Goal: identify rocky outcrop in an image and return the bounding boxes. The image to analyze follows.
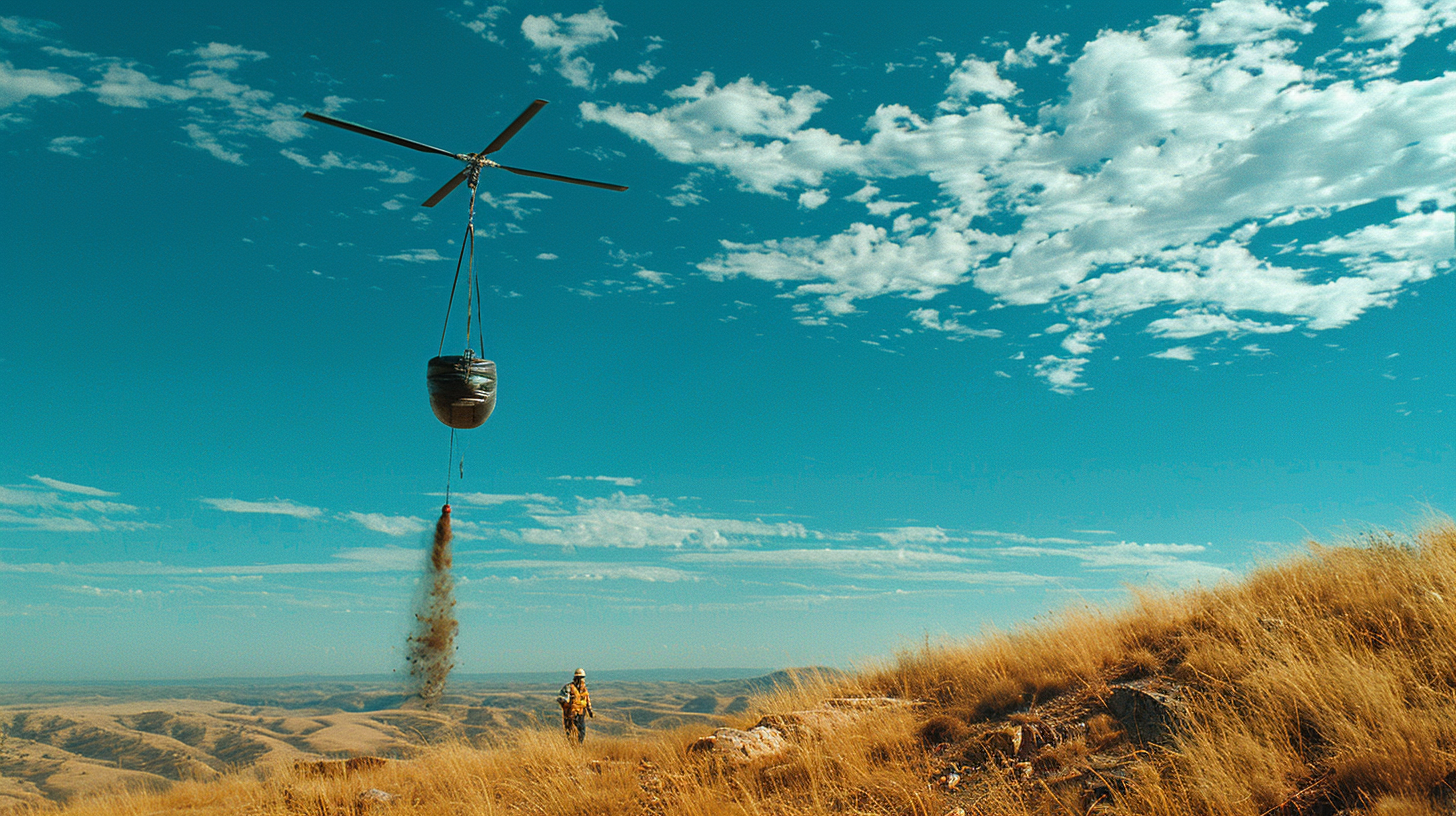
[1105,678,1186,746]
[687,697,915,763]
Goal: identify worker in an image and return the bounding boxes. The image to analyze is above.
[561,667,593,742]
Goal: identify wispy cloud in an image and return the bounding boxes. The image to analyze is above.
[280,148,416,185]
[28,475,117,496]
[379,248,447,263]
[340,512,430,537]
[0,15,57,41]
[6,32,312,163]
[966,529,1088,545]
[517,492,810,549]
[908,308,1002,339]
[0,509,102,532]
[1151,345,1196,361]
[1034,356,1089,395]
[0,481,146,532]
[450,3,512,44]
[479,559,699,582]
[199,498,323,518]
[0,60,83,114]
[583,4,1456,390]
[451,492,560,506]
[550,474,642,487]
[874,526,968,546]
[998,541,1231,586]
[0,546,421,576]
[45,135,97,156]
[610,62,662,84]
[521,7,620,89]
[668,547,971,567]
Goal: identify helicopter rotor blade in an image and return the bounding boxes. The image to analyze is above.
[481,99,548,155]
[303,112,460,159]
[495,164,628,192]
[422,169,471,208]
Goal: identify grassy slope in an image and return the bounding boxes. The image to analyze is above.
[22,524,1456,816]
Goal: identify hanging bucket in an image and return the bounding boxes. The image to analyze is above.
[427,354,496,429]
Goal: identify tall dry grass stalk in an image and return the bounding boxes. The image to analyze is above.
[32,523,1456,816]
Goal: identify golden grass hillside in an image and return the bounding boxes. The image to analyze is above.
[20,524,1456,816]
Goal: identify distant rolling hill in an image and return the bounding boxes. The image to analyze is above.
[0,670,779,808]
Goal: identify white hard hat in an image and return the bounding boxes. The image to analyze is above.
[574,668,586,677]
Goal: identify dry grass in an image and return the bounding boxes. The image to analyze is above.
[24,523,1456,816]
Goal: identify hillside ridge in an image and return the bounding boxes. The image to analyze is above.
[8,525,1456,816]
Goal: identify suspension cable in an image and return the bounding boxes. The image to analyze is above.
[444,427,456,504]
[463,175,479,354]
[473,233,486,358]
[438,176,480,357]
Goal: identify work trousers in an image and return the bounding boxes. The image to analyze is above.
[565,712,587,743]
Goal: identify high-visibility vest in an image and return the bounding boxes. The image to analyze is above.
[566,682,591,715]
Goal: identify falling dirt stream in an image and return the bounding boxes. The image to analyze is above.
[407,505,457,707]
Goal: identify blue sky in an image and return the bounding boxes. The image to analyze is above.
[2,0,1452,682]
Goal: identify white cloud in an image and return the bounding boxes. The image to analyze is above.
[1,487,136,515]
[1003,33,1067,68]
[669,547,969,567]
[0,509,100,532]
[1151,345,1197,360]
[874,526,968,546]
[380,248,447,263]
[1342,0,1456,74]
[537,252,559,260]
[1146,309,1298,339]
[0,481,146,532]
[550,474,642,487]
[893,570,1057,586]
[1034,355,1089,395]
[46,135,96,156]
[452,492,559,506]
[341,512,430,537]
[943,58,1017,104]
[486,560,699,582]
[0,486,57,506]
[1195,0,1313,44]
[581,73,865,195]
[182,123,244,165]
[999,540,1231,586]
[1059,318,1108,355]
[521,7,620,89]
[0,60,82,109]
[2,547,423,576]
[199,498,323,518]
[1308,209,1455,269]
[908,308,1002,339]
[29,475,117,496]
[280,149,416,184]
[701,217,1000,316]
[182,42,268,72]
[584,11,1456,391]
[610,62,661,84]
[91,63,194,108]
[965,529,1088,546]
[518,492,809,549]
[1,15,55,40]
[6,39,308,162]
[798,189,829,209]
[454,3,511,44]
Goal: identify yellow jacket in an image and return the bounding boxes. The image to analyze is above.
[566,681,591,716]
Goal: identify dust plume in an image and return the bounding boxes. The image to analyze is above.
[406,505,457,707]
